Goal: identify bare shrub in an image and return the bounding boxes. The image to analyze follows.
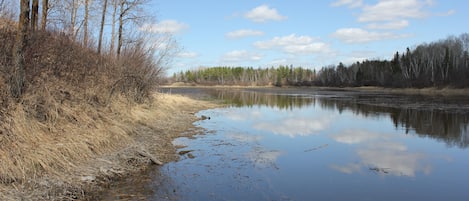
[110,39,167,103]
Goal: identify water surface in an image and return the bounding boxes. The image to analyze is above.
[107,89,469,201]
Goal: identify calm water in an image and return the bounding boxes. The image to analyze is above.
[106,89,469,201]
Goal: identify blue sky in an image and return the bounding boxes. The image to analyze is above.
[140,0,467,75]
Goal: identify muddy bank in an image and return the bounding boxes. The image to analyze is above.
[0,93,218,201]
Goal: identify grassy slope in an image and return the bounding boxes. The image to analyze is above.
[0,28,218,200]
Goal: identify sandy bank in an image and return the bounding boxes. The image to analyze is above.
[0,93,218,200]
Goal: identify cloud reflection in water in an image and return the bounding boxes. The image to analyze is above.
[331,129,384,144]
[331,129,431,177]
[246,147,282,169]
[253,116,333,137]
[227,133,263,143]
[330,163,362,174]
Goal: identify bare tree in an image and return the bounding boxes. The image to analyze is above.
[83,0,89,47]
[12,0,30,98]
[41,0,48,30]
[31,0,38,30]
[117,0,124,57]
[97,0,107,54]
[116,0,148,57]
[70,0,79,40]
[110,0,118,55]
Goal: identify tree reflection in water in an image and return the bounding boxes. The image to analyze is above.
[206,89,469,148]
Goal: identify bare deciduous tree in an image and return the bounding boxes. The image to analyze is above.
[116,0,148,57]
[97,0,107,54]
[31,0,38,30]
[41,0,48,30]
[70,0,79,40]
[83,0,89,47]
[12,0,30,98]
[110,0,118,55]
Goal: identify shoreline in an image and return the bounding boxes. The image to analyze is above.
[161,84,469,96]
[85,93,220,200]
[0,93,219,200]
[2,86,466,200]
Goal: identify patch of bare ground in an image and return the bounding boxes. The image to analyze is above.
[0,93,217,200]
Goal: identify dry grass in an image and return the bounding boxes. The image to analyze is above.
[0,92,217,200]
[0,28,219,200]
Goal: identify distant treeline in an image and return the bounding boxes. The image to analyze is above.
[173,33,469,88]
[173,65,316,86]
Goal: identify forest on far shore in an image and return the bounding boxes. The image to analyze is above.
[172,33,469,88]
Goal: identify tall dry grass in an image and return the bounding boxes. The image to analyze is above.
[0,27,167,199]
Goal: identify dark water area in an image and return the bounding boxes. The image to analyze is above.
[104,88,469,201]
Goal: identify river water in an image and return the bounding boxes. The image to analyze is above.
[104,88,469,201]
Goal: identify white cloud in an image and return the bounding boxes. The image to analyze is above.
[221,50,262,63]
[333,0,449,31]
[436,9,455,17]
[332,28,408,43]
[245,4,287,23]
[269,58,288,66]
[139,20,188,34]
[367,20,409,30]
[177,51,198,58]
[254,34,330,54]
[358,0,431,22]
[226,29,264,39]
[331,0,363,8]
[342,50,378,63]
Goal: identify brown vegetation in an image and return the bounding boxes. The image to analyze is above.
[0,27,216,200]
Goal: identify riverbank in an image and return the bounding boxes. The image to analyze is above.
[0,93,218,200]
[163,83,469,97]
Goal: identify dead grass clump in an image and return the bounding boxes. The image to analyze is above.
[0,91,134,182]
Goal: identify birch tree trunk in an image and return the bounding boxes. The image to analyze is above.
[110,0,118,55]
[98,0,108,54]
[83,0,89,47]
[70,0,77,40]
